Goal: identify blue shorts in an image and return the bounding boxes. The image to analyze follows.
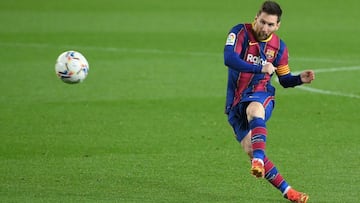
[227,94,274,142]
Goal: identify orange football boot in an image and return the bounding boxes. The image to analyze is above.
[250,159,265,178]
[284,188,309,203]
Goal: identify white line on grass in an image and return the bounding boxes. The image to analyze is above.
[1,42,217,56]
[296,86,360,99]
[291,66,360,99]
[2,42,359,98]
[0,41,349,63]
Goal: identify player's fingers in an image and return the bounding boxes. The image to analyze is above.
[309,71,315,79]
[272,67,276,74]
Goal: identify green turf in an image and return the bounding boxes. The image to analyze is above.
[1,0,360,202]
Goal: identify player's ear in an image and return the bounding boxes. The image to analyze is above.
[253,15,259,25]
[275,21,281,31]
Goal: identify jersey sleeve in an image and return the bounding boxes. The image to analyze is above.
[223,24,262,73]
[275,45,303,88]
[275,45,290,76]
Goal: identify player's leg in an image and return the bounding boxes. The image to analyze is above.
[240,131,252,158]
[246,101,267,177]
[240,131,288,190]
[244,100,309,202]
[240,131,308,203]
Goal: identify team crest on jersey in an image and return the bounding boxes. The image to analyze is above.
[225,33,236,45]
[265,49,275,60]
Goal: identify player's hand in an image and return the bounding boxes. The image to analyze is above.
[300,70,315,83]
[261,62,277,75]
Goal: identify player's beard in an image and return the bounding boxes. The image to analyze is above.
[256,31,270,41]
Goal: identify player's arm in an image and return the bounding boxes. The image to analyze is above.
[276,66,315,87]
[223,25,262,73]
[224,47,262,73]
[274,44,315,87]
[277,71,303,88]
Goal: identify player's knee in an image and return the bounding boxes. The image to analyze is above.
[246,102,265,121]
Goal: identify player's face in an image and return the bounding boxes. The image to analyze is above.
[253,12,280,41]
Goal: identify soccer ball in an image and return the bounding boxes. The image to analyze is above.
[55,51,89,84]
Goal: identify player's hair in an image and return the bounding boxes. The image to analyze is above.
[258,1,282,22]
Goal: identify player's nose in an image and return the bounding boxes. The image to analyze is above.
[260,25,267,32]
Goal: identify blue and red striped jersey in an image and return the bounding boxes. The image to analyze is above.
[224,23,302,113]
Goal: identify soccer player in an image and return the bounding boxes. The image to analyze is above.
[223,1,315,202]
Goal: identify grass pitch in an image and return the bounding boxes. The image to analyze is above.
[1,0,360,202]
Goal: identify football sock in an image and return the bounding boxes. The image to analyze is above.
[249,117,267,161]
[249,117,290,194]
[263,156,290,194]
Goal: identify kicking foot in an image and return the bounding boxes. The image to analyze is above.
[284,188,309,203]
[250,158,265,178]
